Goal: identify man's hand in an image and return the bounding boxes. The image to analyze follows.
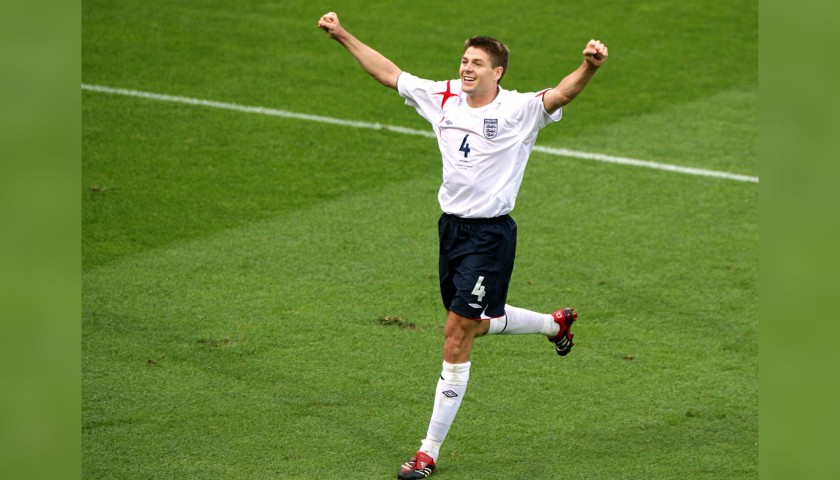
[583,39,608,68]
[317,11,343,39]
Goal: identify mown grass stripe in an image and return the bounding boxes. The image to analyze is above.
[82,83,758,183]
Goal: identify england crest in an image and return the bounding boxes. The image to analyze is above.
[483,118,499,139]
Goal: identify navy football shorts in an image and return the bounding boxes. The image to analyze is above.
[438,213,517,320]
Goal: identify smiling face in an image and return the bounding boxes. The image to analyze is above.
[460,47,504,99]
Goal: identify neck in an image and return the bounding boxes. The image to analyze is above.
[466,85,499,108]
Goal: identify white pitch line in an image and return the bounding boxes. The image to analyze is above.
[82,83,758,184]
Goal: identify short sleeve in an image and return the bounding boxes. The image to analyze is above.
[397,72,449,124]
[533,90,563,127]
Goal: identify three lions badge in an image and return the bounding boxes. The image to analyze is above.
[483,118,498,139]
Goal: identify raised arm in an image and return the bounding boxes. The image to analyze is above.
[317,12,402,90]
[542,39,609,113]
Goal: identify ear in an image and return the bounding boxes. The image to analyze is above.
[494,66,504,82]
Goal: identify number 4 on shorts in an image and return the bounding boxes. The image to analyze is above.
[472,276,486,302]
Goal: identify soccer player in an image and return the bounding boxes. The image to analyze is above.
[317,11,608,479]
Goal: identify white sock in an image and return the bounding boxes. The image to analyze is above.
[419,361,471,461]
[487,304,559,336]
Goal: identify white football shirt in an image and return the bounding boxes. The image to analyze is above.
[398,72,562,218]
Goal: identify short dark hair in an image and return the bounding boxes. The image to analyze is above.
[463,36,510,82]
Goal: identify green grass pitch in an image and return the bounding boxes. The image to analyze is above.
[83,1,757,478]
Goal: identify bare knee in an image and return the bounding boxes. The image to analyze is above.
[443,312,483,363]
[444,334,468,360]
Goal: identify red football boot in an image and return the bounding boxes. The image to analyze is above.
[397,451,436,479]
[548,307,577,356]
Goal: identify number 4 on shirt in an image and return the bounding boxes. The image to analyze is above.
[459,134,471,158]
